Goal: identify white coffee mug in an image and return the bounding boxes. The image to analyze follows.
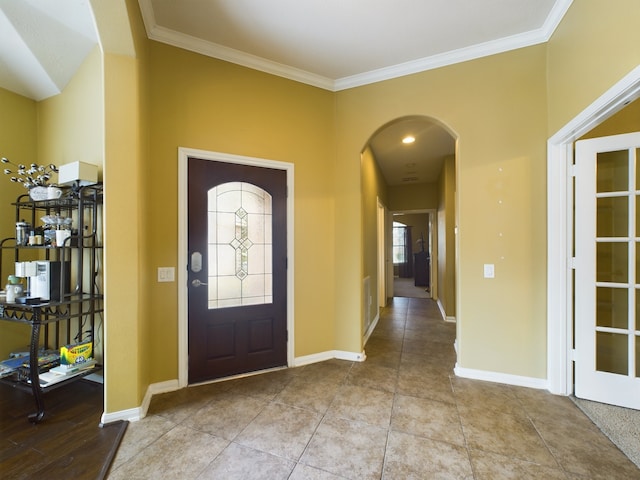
[56,229,71,247]
[47,186,63,199]
[5,284,22,303]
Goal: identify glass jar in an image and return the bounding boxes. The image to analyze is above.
[15,221,29,246]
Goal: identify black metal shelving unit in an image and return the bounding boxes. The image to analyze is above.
[0,184,103,423]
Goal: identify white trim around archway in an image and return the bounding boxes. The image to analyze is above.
[547,65,640,395]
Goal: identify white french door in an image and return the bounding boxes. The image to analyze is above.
[575,132,640,410]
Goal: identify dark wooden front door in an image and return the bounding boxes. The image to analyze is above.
[187,157,287,383]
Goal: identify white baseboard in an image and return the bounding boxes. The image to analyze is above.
[454,364,549,390]
[436,299,456,323]
[294,349,366,366]
[148,379,181,396]
[101,379,180,424]
[363,312,380,345]
[334,350,366,362]
[101,405,143,424]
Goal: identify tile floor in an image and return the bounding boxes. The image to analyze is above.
[108,297,640,479]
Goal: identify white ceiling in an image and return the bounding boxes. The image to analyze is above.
[0,0,572,185]
[0,0,98,101]
[369,117,456,186]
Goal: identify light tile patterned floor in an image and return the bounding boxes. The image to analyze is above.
[108,298,640,479]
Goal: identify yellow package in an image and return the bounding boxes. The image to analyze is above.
[60,341,93,365]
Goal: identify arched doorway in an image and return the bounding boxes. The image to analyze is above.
[361,115,458,334]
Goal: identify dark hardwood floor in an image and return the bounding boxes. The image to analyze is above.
[0,379,126,480]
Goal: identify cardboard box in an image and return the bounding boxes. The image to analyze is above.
[58,161,98,186]
[60,341,93,366]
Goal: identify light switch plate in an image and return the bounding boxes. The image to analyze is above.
[158,267,175,282]
[483,264,495,278]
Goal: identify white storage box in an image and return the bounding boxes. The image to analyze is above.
[58,161,98,186]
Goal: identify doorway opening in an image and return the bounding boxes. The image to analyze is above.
[391,210,434,299]
[361,115,458,335]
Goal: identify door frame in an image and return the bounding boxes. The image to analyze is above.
[377,198,387,307]
[547,66,640,395]
[177,147,295,388]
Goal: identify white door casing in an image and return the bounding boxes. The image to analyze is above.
[377,198,387,307]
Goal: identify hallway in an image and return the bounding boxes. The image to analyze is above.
[108,298,639,479]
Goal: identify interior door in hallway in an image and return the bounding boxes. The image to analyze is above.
[575,132,640,410]
[187,157,287,383]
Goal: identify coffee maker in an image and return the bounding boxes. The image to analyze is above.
[19,260,70,301]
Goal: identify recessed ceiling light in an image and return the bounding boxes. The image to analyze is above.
[402,135,415,144]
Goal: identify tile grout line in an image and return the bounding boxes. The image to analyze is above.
[449,354,479,479]
[286,361,356,478]
[515,391,567,471]
[379,297,410,480]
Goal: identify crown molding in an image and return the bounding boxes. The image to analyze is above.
[541,0,574,40]
[138,0,573,92]
[147,24,335,91]
[335,0,573,91]
[334,29,547,91]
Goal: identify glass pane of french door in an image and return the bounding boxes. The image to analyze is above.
[636,335,640,378]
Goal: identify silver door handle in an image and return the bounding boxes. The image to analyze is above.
[191,279,208,287]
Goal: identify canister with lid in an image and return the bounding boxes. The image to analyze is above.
[15,221,29,246]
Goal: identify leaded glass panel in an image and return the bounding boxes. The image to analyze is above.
[207,182,273,308]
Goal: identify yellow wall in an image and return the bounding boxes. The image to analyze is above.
[388,182,439,211]
[361,145,388,330]
[0,89,37,226]
[547,0,640,135]
[0,90,36,241]
[94,0,146,413]
[396,213,429,242]
[102,50,143,413]
[38,47,104,174]
[0,88,37,358]
[437,155,456,318]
